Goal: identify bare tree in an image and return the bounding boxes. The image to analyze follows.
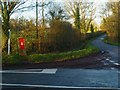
[101,1,119,41]
[80,2,96,34]
[64,0,81,30]
[47,1,67,22]
[0,0,28,37]
[42,0,45,26]
[64,0,96,35]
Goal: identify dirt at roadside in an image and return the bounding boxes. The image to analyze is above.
[3,52,114,70]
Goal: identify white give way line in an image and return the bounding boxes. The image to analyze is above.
[0,83,119,90]
[0,69,57,74]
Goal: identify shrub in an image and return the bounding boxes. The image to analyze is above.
[29,42,99,63]
[38,20,82,53]
[2,53,28,65]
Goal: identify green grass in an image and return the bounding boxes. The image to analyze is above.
[2,42,99,65]
[28,42,99,63]
[2,53,29,65]
[103,38,120,47]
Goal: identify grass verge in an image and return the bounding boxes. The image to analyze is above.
[29,42,99,63]
[2,41,99,65]
[2,53,29,65]
[103,37,120,47]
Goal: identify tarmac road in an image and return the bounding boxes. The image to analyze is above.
[92,34,119,63]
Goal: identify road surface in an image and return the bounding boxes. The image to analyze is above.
[92,34,119,66]
[1,34,120,90]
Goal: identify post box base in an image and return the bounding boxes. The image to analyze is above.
[19,49,27,56]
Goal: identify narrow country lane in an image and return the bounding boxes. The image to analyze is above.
[92,34,119,64]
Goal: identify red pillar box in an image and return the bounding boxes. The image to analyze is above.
[19,38,25,50]
[18,38,26,56]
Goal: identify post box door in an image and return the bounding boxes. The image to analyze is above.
[19,38,25,50]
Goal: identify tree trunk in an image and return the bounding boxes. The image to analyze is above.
[2,3,10,38]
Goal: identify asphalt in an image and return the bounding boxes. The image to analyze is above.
[92,34,119,63]
[1,34,120,90]
[1,69,119,90]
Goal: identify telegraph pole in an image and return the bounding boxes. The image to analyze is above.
[36,0,38,39]
[36,0,41,50]
[8,29,11,55]
[118,1,120,42]
[42,0,45,26]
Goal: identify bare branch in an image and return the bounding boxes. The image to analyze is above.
[10,1,26,16]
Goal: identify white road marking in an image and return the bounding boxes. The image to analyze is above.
[0,69,57,74]
[105,58,110,61]
[109,60,115,63]
[41,69,57,74]
[109,60,120,66]
[0,83,119,89]
[113,63,120,66]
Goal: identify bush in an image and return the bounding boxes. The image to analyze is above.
[38,20,82,53]
[2,53,29,65]
[26,20,83,54]
[29,42,99,63]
